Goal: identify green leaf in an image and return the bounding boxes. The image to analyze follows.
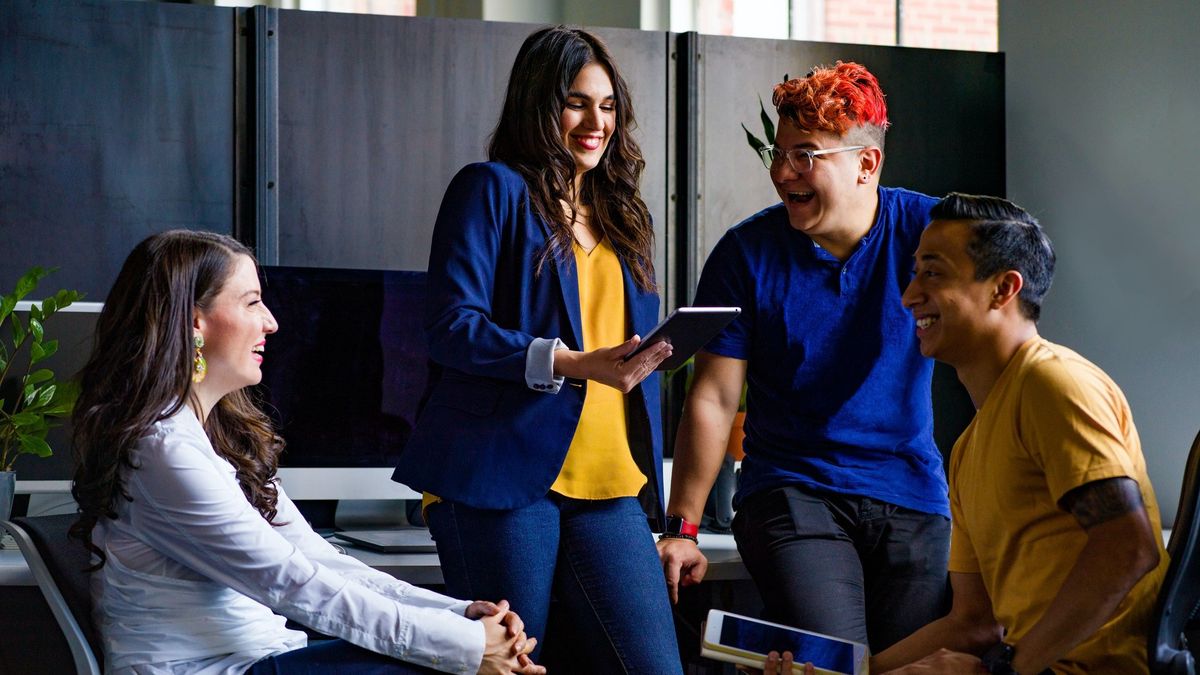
[29,303,43,322]
[18,434,52,458]
[12,267,48,301]
[742,123,767,159]
[9,411,39,427]
[24,369,53,386]
[42,296,57,315]
[0,293,15,326]
[29,316,44,343]
[31,339,56,365]
[35,384,56,408]
[54,289,81,310]
[758,95,775,145]
[9,312,24,344]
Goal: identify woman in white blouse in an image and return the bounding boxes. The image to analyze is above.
[68,230,544,675]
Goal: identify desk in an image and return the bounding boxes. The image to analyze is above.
[1,532,748,587]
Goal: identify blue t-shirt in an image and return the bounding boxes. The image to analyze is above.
[694,187,948,517]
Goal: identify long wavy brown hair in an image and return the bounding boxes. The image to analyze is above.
[69,230,284,568]
[489,26,656,292]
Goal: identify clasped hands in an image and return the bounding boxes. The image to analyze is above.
[466,600,546,675]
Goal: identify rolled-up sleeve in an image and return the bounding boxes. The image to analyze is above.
[525,337,567,393]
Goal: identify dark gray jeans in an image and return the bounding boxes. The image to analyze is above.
[731,484,951,652]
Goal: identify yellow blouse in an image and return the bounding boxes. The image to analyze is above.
[549,238,646,499]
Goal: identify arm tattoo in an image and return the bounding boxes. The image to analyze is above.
[1060,476,1145,530]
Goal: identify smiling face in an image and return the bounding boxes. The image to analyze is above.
[901,219,1003,367]
[560,62,615,180]
[771,119,875,242]
[193,254,278,401]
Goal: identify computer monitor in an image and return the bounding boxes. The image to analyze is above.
[4,301,103,508]
[255,266,428,501]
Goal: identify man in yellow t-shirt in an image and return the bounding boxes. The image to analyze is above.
[870,193,1167,675]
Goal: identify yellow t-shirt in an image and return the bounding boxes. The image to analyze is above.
[548,238,646,499]
[948,337,1167,674]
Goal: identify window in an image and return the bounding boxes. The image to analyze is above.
[670,0,997,52]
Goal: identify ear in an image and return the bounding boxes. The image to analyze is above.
[193,309,205,337]
[858,147,883,183]
[991,270,1024,311]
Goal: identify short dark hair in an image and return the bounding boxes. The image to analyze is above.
[930,193,1056,322]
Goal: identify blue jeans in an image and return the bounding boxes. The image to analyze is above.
[244,639,438,674]
[426,494,683,675]
[731,484,951,652]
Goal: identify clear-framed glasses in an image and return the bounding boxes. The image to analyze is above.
[756,145,866,172]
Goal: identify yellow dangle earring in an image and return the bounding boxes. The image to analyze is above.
[192,334,207,384]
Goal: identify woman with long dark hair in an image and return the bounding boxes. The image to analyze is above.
[71,230,544,674]
[395,26,682,673]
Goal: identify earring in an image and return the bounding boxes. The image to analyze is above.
[192,334,207,384]
[861,174,870,183]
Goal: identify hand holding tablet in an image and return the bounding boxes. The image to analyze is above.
[623,307,741,371]
[701,610,868,675]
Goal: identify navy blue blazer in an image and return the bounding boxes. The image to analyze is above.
[394,162,665,523]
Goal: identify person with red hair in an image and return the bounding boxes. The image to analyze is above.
[659,62,951,657]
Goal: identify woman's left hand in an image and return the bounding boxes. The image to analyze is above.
[467,600,525,638]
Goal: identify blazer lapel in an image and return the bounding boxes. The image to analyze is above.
[555,254,584,350]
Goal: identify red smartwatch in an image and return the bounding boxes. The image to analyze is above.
[659,514,700,543]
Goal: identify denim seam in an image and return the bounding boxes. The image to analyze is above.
[560,516,632,674]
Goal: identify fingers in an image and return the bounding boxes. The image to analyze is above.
[662,558,681,604]
[615,334,642,357]
[466,600,501,619]
[681,557,708,588]
[501,608,525,638]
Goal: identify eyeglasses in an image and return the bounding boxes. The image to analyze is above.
[756,145,866,172]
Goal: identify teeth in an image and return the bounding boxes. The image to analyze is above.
[252,346,264,353]
[916,317,937,330]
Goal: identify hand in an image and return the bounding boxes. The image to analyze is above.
[656,536,708,604]
[555,336,672,393]
[880,649,986,674]
[476,600,542,675]
[736,651,815,675]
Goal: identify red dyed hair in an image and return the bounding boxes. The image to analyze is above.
[772,61,890,137]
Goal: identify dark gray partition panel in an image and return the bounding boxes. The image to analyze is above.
[274,12,671,294]
[687,36,1004,462]
[0,0,236,299]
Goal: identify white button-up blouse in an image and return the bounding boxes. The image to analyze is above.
[91,407,484,674]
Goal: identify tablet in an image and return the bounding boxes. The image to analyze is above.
[623,306,741,371]
[700,610,868,675]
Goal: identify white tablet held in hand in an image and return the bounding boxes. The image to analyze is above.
[622,306,740,371]
[701,610,868,675]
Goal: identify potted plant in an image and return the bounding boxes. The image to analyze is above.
[0,267,82,521]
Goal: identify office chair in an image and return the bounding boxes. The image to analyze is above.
[1149,429,1200,674]
[2,514,102,675]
